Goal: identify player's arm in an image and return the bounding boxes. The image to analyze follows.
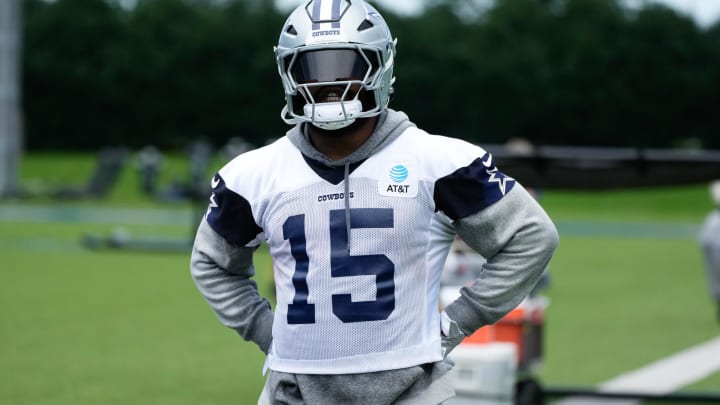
[432,152,558,346]
[189,174,274,354]
[444,183,558,335]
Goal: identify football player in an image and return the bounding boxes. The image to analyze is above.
[699,180,720,323]
[190,1,559,403]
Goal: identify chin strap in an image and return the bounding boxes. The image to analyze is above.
[305,100,362,131]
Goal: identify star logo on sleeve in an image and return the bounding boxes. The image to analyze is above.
[481,153,514,196]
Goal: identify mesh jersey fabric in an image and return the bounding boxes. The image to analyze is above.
[206,126,514,374]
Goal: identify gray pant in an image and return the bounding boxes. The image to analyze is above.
[258,359,456,405]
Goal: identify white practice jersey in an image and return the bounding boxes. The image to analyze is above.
[205,126,514,374]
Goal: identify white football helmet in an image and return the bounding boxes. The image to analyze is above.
[275,0,396,130]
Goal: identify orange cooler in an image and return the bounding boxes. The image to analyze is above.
[461,298,546,371]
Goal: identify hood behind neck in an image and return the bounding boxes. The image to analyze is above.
[287,109,415,167]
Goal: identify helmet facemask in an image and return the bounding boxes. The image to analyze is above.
[280,46,383,130]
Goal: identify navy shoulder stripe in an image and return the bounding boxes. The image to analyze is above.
[205,173,263,246]
[433,153,515,220]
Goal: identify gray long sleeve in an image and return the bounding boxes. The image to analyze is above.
[443,184,559,335]
[190,218,274,353]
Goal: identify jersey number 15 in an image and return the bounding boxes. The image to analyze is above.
[283,208,396,324]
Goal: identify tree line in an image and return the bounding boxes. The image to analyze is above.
[22,0,720,151]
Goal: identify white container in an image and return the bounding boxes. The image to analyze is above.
[448,342,518,404]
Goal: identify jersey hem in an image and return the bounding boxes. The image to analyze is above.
[266,338,443,374]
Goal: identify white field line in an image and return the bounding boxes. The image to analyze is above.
[553,336,720,405]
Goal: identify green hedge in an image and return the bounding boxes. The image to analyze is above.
[22,0,720,150]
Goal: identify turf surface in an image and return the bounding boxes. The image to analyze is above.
[2,153,719,404]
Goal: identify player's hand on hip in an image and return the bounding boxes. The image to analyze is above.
[440,311,465,358]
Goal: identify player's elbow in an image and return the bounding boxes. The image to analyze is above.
[524,212,559,266]
[541,219,560,256]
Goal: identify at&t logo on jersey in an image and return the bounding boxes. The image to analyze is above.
[378,160,418,198]
[389,165,408,182]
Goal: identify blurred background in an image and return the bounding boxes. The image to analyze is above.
[4,0,720,156]
[1,0,720,404]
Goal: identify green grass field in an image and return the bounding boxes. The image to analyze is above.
[1,152,719,404]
